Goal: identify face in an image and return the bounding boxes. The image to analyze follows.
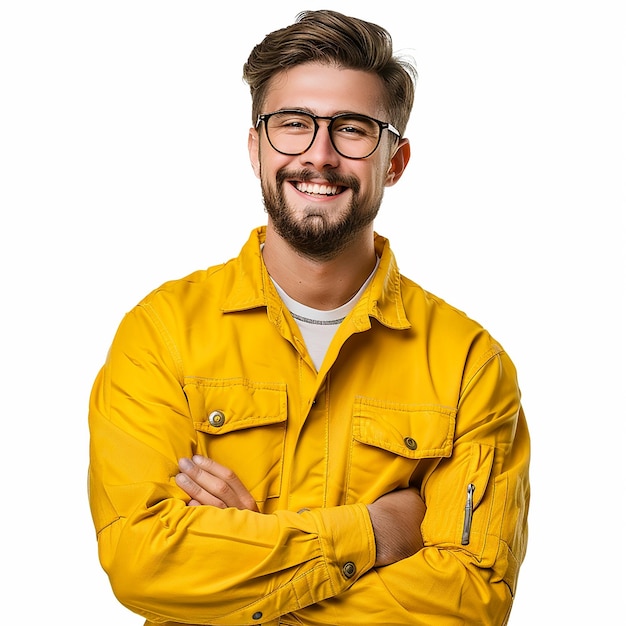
[248,63,410,260]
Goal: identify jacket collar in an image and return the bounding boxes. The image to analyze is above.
[222,226,411,331]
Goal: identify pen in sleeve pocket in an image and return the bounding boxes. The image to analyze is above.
[461,483,475,545]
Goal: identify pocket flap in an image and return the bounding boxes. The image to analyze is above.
[184,377,287,435]
[353,398,456,459]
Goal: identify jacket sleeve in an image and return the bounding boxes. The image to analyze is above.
[292,345,530,625]
[88,304,376,625]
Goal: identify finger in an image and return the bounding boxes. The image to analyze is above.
[190,455,259,512]
[177,456,259,511]
[175,471,227,508]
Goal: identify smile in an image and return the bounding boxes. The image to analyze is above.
[293,181,344,196]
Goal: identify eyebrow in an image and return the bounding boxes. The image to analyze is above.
[271,107,378,118]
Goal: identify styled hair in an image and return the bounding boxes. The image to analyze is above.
[242,10,417,135]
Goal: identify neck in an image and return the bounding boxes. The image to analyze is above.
[262,226,377,310]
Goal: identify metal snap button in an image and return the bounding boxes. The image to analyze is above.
[342,561,356,579]
[404,436,417,450]
[252,611,263,620]
[208,410,225,427]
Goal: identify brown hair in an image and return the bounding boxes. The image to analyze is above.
[242,10,417,135]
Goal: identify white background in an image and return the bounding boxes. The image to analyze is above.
[1,1,624,623]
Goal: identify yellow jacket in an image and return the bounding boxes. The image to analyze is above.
[88,227,530,625]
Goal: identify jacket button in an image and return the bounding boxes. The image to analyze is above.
[252,611,263,620]
[404,436,417,450]
[342,561,356,579]
[208,410,225,427]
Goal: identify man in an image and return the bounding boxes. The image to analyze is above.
[88,9,530,625]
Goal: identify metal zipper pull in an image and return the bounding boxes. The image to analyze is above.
[461,483,475,545]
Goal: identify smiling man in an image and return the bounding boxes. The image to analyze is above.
[88,10,530,626]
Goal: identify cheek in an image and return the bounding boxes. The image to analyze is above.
[258,146,292,177]
[357,163,387,195]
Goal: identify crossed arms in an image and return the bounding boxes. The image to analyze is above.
[175,454,426,568]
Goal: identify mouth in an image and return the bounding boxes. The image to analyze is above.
[291,181,346,197]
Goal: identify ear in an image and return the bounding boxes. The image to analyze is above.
[385,138,411,187]
[248,127,261,179]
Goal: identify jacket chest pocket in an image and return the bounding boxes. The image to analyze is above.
[346,397,456,503]
[184,377,288,503]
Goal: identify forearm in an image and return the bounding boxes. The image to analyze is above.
[98,501,374,625]
[90,412,375,625]
[293,549,514,626]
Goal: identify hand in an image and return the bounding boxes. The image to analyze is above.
[366,488,426,567]
[175,455,259,512]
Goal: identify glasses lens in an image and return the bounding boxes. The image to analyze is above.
[264,111,383,158]
[266,112,316,155]
[330,115,381,158]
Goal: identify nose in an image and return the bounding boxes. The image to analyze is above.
[299,120,340,170]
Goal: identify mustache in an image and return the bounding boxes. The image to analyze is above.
[276,168,360,192]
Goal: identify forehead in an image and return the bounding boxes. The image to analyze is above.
[263,63,386,118]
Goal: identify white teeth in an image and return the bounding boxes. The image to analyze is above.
[296,182,339,196]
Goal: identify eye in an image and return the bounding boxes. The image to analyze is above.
[270,113,314,132]
[333,116,378,138]
[284,119,308,129]
[335,123,367,136]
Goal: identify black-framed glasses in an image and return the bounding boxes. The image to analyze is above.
[256,110,401,160]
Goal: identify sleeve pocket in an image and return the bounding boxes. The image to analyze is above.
[421,442,495,553]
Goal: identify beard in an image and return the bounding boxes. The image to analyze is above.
[261,167,383,261]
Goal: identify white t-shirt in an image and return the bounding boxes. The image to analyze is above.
[271,259,379,370]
